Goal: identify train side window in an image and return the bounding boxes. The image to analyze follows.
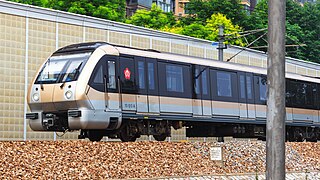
[166,64,184,93]
[148,62,155,90]
[138,61,145,89]
[93,66,104,84]
[158,62,191,98]
[217,71,232,97]
[107,61,116,89]
[89,60,105,92]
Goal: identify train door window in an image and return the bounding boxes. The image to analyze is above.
[254,75,267,104]
[305,83,314,108]
[259,76,267,101]
[312,84,317,109]
[138,61,145,89]
[239,74,246,99]
[201,67,211,100]
[194,67,201,96]
[148,62,155,90]
[217,71,232,97]
[202,69,208,95]
[146,58,158,96]
[193,66,210,100]
[107,61,116,90]
[246,76,253,100]
[238,73,254,104]
[166,64,184,93]
[119,57,136,93]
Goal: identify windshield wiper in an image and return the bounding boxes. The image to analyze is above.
[60,62,83,89]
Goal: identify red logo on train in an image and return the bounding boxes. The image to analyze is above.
[124,68,131,80]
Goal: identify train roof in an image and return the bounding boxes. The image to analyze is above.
[110,45,320,84]
[53,42,108,55]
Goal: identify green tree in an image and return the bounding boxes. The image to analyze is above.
[126,4,176,29]
[165,13,244,46]
[10,0,126,22]
[9,0,47,6]
[244,0,320,62]
[297,1,320,63]
[205,13,244,46]
[47,0,126,22]
[183,0,248,27]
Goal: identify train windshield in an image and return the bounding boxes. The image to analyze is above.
[35,52,91,84]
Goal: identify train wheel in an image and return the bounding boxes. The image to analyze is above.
[153,134,167,141]
[119,128,137,142]
[87,130,103,142]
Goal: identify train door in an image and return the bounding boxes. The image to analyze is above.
[291,81,315,122]
[146,58,160,113]
[135,57,148,112]
[192,66,211,116]
[106,57,120,111]
[211,69,239,117]
[192,65,203,116]
[238,72,255,119]
[119,56,137,112]
[254,75,267,119]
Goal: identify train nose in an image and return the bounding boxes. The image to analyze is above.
[28,82,78,112]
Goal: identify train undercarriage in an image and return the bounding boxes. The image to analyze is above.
[78,119,320,142]
[28,111,320,142]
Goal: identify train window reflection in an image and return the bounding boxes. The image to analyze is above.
[93,65,103,84]
[217,71,232,97]
[36,59,68,83]
[148,63,155,90]
[166,64,184,93]
[62,60,83,82]
[138,61,145,89]
[36,53,91,84]
[202,69,208,95]
[194,68,200,95]
[246,76,253,99]
[240,75,246,99]
[259,77,267,101]
[108,61,116,89]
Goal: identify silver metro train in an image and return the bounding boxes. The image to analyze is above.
[26,42,320,142]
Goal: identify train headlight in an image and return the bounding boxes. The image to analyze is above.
[32,93,40,102]
[65,90,73,99]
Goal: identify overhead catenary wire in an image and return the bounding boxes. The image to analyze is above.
[226,32,267,62]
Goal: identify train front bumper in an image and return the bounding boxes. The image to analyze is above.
[27,110,122,131]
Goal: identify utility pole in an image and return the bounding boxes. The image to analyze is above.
[217,25,226,61]
[266,0,286,179]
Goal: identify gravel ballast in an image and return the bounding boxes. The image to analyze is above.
[0,141,319,179]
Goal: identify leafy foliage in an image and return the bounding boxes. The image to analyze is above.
[205,13,244,46]
[165,13,244,46]
[126,4,176,29]
[244,0,320,62]
[9,0,47,6]
[10,0,126,22]
[183,0,248,27]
